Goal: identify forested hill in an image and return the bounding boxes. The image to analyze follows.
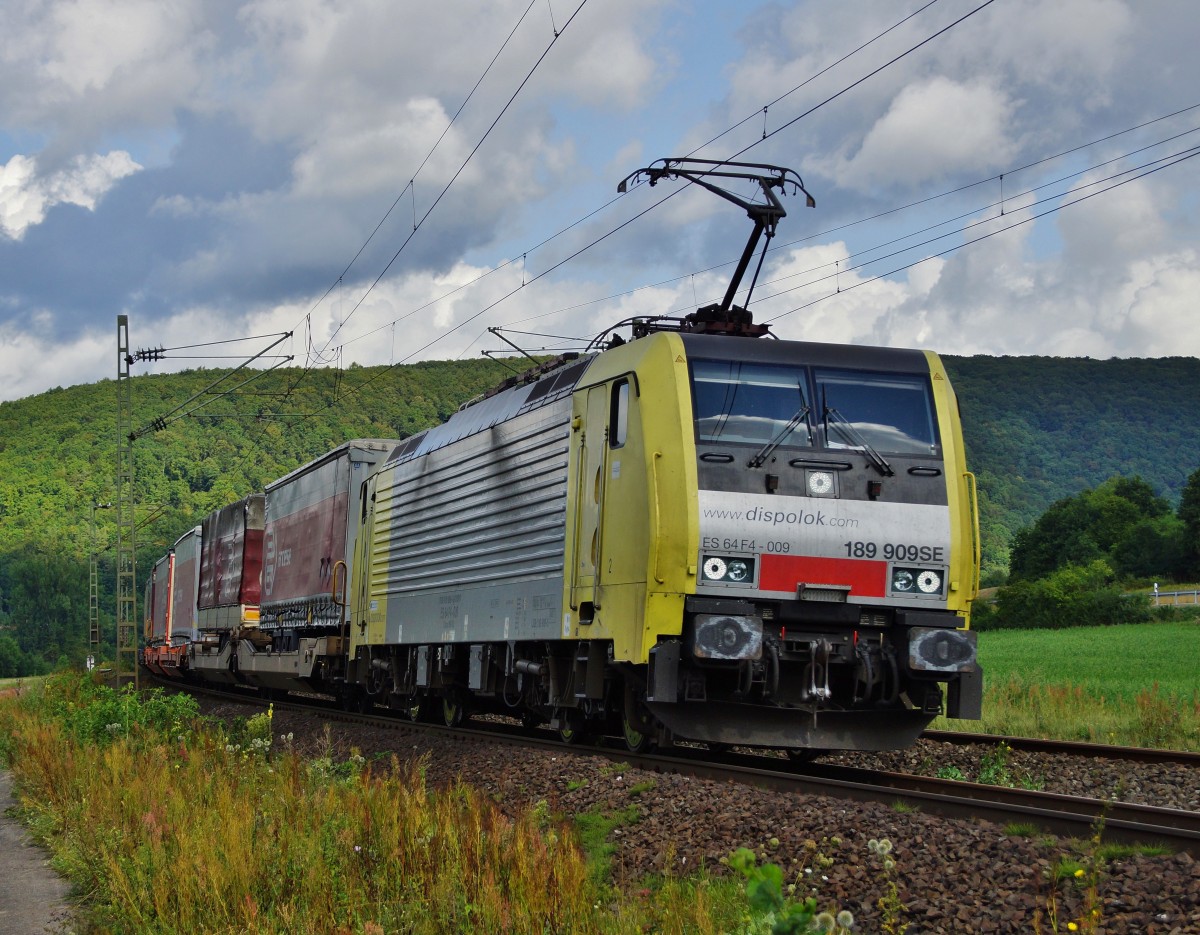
[2,352,1199,604]
[943,355,1200,578]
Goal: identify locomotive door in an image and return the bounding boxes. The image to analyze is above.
[570,377,646,620]
[569,384,611,613]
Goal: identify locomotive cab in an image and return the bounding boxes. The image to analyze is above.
[635,330,982,750]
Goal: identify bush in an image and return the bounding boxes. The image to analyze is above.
[34,673,200,744]
[977,560,1151,630]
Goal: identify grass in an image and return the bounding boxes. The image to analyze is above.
[934,618,1200,750]
[0,675,46,693]
[0,674,770,934]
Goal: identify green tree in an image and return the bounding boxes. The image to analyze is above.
[1111,515,1185,580]
[1178,467,1200,578]
[0,635,23,678]
[1009,476,1180,581]
[984,560,1151,630]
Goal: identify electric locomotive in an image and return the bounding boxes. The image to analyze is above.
[340,310,980,751]
[336,160,980,751]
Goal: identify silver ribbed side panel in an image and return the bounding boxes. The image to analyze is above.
[373,398,572,644]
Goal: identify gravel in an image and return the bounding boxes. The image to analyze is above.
[207,700,1200,934]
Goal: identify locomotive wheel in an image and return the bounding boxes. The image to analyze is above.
[785,748,823,764]
[621,715,652,754]
[559,725,593,745]
[442,691,466,728]
[407,696,437,723]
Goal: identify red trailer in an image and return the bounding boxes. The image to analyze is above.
[198,494,265,631]
[189,441,396,692]
[259,440,396,631]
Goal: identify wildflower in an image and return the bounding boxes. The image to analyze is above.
[1074,869,1085,878]
[1067,924,1078,932]
[814,912,836,933]
[769,836,780,848]
[836,909,855,928]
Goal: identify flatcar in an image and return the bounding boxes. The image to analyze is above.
[141,526,200,678]
[149,160,981,753]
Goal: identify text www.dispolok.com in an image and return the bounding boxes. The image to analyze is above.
[702,506,859,529]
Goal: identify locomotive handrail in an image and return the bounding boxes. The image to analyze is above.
[650,451,665,585]
[569,429,586,609]
[964,471,980,597]
[331,560,348,608]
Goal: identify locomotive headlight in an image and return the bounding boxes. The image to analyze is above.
[891,566,945,596]
[701,555,756,584]
[916,570,942,593]
[726,559,750,582]
[807,471,834,497]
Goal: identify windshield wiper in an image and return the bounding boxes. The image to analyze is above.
[823,406,894,477]
[748,404,810,468]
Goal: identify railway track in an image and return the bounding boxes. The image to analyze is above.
[161,676,1200,856]
[926,728,1200,767]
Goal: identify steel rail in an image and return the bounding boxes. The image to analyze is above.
[924,729,1200,767]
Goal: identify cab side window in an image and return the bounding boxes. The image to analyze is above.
[610,379,629,448]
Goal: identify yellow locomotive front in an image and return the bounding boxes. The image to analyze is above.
[561,325,981,751]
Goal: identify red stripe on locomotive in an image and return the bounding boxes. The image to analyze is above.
[758,554,887,597]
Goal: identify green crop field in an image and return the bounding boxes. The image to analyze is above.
[936,620,1200,749]
[978,620,1200,699]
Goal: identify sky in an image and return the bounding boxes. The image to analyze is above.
[1,0,1198,403]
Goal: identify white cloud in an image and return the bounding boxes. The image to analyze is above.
[42,0,204,96]
[0,150,141,239]
[1113,251,1200,357]
[818,77,1019,190]
[0,313,110,400]
[0,0,212,157]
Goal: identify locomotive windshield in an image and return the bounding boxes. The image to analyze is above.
[815,369,939,454]
[691,360,939,455]
[692,360,811,446]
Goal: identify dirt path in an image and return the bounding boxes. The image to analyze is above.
[0,771,74,934]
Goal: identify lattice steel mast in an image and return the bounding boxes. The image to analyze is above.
[116,315,138,688]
